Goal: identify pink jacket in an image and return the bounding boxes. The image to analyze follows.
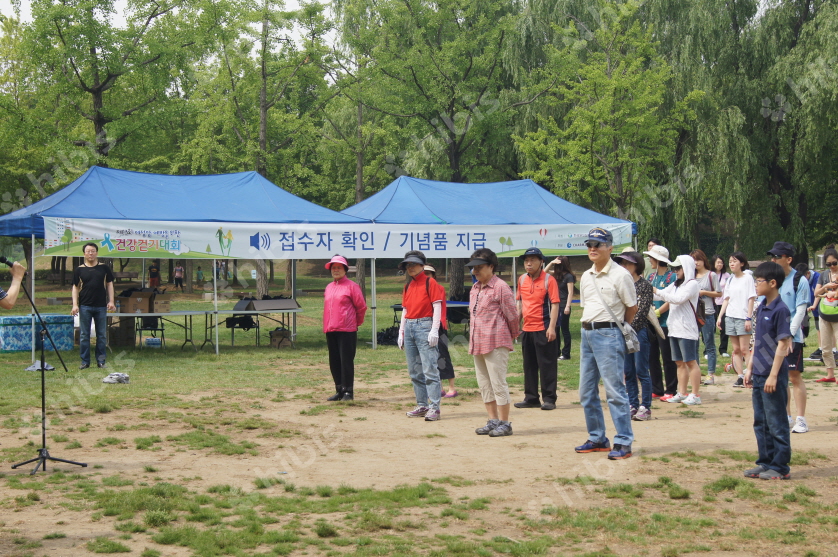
[323,276,367,333]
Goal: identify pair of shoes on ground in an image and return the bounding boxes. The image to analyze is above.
[81,362,107,370]
[514,400,556,410]
[744,464,790,480]
[574,438,631,460]
[475,419,513,437]
[666,393,702,405]
[406,406,440,421]
[632,406,651,421]
[102,372,129,384]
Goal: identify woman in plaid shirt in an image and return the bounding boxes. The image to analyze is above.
[467,248,520,437]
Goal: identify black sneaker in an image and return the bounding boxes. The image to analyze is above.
[732,376,745,388]
[488,422,513,437]
[79,363,90,370]
[808,349,823,361]
[326,392,343,401]
[513,401,541,409]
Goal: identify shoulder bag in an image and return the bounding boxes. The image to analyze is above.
[593,280,639,353]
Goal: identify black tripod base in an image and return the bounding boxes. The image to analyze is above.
[12,448,87,475]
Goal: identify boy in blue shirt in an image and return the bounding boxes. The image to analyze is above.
[744,262,792,480]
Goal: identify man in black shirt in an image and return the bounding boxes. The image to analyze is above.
[71,243,115,369]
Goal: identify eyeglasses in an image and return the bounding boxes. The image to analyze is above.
[826,261,838,267]
[586,241,607,249]
[754,279,767,285]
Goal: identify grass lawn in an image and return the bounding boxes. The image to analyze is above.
[0,268,836,557]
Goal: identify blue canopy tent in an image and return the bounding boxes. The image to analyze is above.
[0,167,368,356]
[341,176,636,347]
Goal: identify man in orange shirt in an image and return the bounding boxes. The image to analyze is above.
[515,248,560,410]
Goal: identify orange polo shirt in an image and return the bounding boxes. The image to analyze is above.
[402,273,444,319]
[517,270,559,332]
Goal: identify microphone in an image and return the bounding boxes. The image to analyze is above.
[0,256,13,267]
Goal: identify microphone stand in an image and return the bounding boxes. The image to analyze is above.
[9,272,86,474]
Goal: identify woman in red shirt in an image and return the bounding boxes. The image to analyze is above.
[323,255,367,401]
[398,250,444,421]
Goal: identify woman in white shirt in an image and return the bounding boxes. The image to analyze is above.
[716,252,756,388]
[653,255,702,405]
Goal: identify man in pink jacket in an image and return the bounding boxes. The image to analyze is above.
[323,255,367,401]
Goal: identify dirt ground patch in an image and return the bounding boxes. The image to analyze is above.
[1,365,837,557]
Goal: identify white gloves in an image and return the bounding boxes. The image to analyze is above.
[428,329,439,347]
[397,328,405,350]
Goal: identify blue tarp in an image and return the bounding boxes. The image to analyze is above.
[341,176,636,233]
[0,167,366,238]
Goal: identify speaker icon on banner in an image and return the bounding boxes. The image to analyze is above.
[249,232,271,250]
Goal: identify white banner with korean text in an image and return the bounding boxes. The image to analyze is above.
[43,218,633,259]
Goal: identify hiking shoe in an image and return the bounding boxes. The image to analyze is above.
[759,469,790,480]
[744,464,769,478]
[732,376,745,388]
[541,402,556,410]
[607,444,632,460]
[702,375,715,386]
[488,422,513,437]
[667,393,687,403]
[341,392,354,402]
[475,419,500,435]
[792,416,808,433]
[633,406,651,421]
[327,392,343,401]
[424,408,441,421]
[513,401,541,409]
[406,406,429,418]
[808,348,823,361]
[683,394,702,405]
[575,439,611,453]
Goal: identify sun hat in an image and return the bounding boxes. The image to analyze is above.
[399,250,427,271]
[643,245,672,264]
[325,255,349,270]
[614,252,639,265]
[424,264,436,275]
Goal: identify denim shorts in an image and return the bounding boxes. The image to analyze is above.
[725,317,748,336]
[669,337,699,362]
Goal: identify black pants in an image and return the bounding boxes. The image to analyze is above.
[326,331,357,393]
[556,311,572,359]
[521,330,558,404]
[648,325,678,396]
[717,314,729,354]
[437,329,455,380]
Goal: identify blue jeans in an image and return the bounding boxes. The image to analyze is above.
[624,326,652,409]
[751,370,791,476]
[580,327,634,446]
[701,315,717,373]
[79,305,107,365]
[404,317,441,410]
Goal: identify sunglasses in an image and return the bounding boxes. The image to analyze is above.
[585,241,609,249]
[827,261,838,267]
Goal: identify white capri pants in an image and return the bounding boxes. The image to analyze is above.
[473,347,511,405]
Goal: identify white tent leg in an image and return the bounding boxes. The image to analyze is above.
[30,233,36,364]
[371,258,377,350]
[291,259,297,341]
[213,259,219,356]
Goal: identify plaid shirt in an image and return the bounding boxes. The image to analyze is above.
[469,275,519,355]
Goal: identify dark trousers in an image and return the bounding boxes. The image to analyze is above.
[556,311,572,359]
[648,325,678,396]
[437,329,455,380]
[752,369,791,476]
[717,314,729,354]
[521,330,558,404]
[326,331,357,393]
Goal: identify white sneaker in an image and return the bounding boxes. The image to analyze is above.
[667,393,687,403]
[792,416,808,433]
[683,394,702,405]
[721,352,730,358]
[703,354,708,360]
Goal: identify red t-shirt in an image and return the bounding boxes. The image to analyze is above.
[516,270,560,332]
[402,273,444,319]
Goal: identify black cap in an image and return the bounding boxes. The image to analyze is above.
[465,258,490,267]
[398,250,427,271]
[767,241,795,258]
[521,247,544,259]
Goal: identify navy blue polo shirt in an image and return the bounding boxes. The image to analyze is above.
[752,296,792,376]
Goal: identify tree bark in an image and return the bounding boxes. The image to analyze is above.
[255,259,269,298]
[269,260,274,284]
[60,256,67,287]
[185,260,194,294]
[280,259,292,291]
[449,259,465,300]
[167,259,174,283]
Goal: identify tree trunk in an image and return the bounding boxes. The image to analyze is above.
[119,258,130,272]
[449,258,465,300]
[255,259,269,298]
[60,256,67,287]
[269,260,274,283]
[167,259,174,283]
[356,259,367,297]
[185,260,194,294]
[233,259,241,287]
[280,259,292,291]
[20,239,31,268]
